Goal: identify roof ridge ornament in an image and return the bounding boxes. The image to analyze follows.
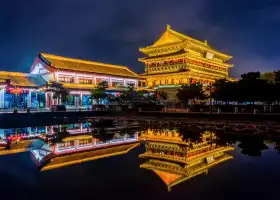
[166,24,171,30]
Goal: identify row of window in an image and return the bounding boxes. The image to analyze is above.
[146,58,228,72]
[148,64,185,72]
[58,75,74,83]
[58,141,74,149]
[150,78,211,85]
[57,139,92,150]
[57,136,138,150]
[79,139,92,147]
[79,77,93,84]
[57,75,136,86]
[188,65,227,77]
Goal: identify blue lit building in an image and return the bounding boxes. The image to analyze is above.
[0,53,142,109]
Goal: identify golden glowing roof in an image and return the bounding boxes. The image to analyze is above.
[41,143,139,171]
[140,129,186,145]
[140,153,233,191]
[40,53,139,78]
[0,71,44,87]
[141,130,215,145]
[62,83,96,90]
[62,135,93,142]
[139,24,232,60]
[152,27,185,47]
[151,24,205,48]
[153,170,183,185]
[138,49,187,61]
[227,77,238,82]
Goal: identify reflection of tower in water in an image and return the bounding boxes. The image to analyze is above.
[139,129,234,191]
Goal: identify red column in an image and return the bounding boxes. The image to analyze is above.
[75,96,78,108]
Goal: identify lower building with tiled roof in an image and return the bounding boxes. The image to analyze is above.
[38,53,139,78]
[0,71,46,87]
[0,53,142,109]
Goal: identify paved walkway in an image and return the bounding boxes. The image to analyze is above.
[0,109,49,113]
[0,108,90,113]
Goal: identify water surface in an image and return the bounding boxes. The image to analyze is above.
[0,122,279,200]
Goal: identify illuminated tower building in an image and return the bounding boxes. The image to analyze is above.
[139,25,235,99]
[139,129,234,191]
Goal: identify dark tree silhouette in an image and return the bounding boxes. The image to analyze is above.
[91,81,108,104]
[48,82,70,105]
[238,137,268,157]
[177,83,207,105]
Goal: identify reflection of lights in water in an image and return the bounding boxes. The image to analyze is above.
[0,141,7,145]
[30,132,139,171]
[139,130,234,191]
[38,133,138,155]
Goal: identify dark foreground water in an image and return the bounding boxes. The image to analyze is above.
[1,120,280,200]
[1,142,280,200]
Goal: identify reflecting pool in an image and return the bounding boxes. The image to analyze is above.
[0,121,280,200]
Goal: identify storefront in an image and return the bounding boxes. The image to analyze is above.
[1,88,46,109]
[0,72,46,109]
[31,91,46,108]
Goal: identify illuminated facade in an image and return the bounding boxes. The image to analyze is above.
[30,53,141,108]
[0,72,46,109]
[139,129,234,191]
[0,26,237,108]
[0,53,141,109]
[139,24,235,91]
[30,127,139,171]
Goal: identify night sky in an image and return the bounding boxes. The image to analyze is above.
[1,0,280,77]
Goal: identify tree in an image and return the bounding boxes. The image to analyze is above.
[144,90,169,104]
[211,71,280,108]
[215,131,237,146]
[239,72,268,104]
[213,72,271,105]
[238,137,268,157]
[260,72,275,84]
[91,81,108,104]
[241,72,261,81]
[273,70,280,104]
[176,83,207,105]
[48,82,69,105]
[212,79,240,104]
[274,70,280,82]
[136,90,168,106]
[107,84,137,106]
[156,90,168,101]
[178,126,202,144]
[273,139,280,154]
[136,90,149,98]
[118,84,135,105]
[47,125,70,145]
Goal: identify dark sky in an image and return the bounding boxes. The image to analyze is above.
[1,0,280,77]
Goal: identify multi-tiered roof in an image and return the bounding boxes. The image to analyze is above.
[139,25,232,61]
[139,129,234,191]
[139,25,235,86]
